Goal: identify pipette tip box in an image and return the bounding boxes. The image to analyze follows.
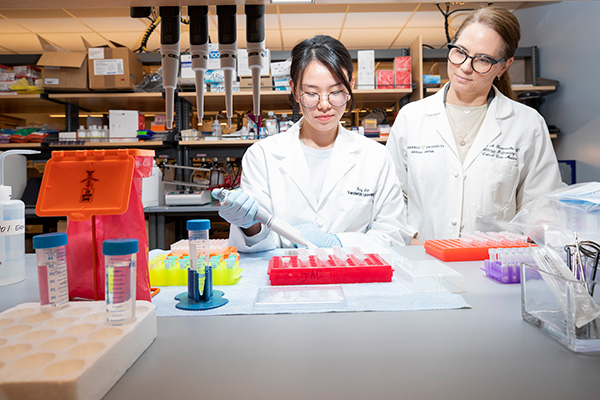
[0,301,157,400]
[267,253,393,286]
[424,234,530,262]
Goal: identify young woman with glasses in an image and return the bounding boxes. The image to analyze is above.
[219,35,410,251]
[387,6,562,242]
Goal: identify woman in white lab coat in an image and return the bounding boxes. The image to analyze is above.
[386,6,562,241]
[219,35,409,252]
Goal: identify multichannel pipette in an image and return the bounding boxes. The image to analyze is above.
[244,5,266,121]
[188,6,209,123]
[212,188,317,250]
[159,6,181,130]
[216,5,237,128]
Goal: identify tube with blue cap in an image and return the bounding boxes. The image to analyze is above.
[244,4,266,122]
[159,6,181,130]
[212,188,317,250]
[216,5,237,128]
[188,6,209,123]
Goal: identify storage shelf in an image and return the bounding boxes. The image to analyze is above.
[1,89,412,116]
[47,140,166,149]
[0,142,42,149]
[425,85,557,95]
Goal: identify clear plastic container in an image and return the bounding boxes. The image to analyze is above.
[264,111,279,136]
[0,185,25,286]
[32,232,69,310]
[102,238,138,325]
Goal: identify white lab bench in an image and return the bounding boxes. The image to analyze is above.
[1,246,599,400]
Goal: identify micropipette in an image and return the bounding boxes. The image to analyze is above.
[244,5,266,121]
[188,6,209,123]
[159,6,181,130]
[212,188,317,250]
[216,5,237,128]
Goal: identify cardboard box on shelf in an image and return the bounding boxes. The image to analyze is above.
[239,76,273,90]
[109,110,145,141]
[36,35,88,91]
[87,40,143,90]
[357,50,375,90]
[377,70,394,89]
[394,56,411,89]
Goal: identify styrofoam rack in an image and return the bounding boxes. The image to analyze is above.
[0,301,156,400]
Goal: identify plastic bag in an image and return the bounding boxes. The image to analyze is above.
[66,155,153,301]
[511,182,600,247]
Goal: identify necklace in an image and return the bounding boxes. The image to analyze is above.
[446,104,487,146]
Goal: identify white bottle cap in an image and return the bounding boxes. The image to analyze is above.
[268,111,274,116]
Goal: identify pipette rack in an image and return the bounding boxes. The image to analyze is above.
[267,249,393,286]
[424,231,530,262]
[0,301,156,400]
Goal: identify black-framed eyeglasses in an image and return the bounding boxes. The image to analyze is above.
[447,44,505,74]
[297,91,351,109]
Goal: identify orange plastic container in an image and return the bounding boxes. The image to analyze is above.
[36,149,154,221]
[424,238,530,262]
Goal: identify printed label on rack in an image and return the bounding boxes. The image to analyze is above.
[94,59,124,76]
[0,218,25,236]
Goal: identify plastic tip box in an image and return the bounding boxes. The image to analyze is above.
[267,249,393,286]
[424,231,530,261]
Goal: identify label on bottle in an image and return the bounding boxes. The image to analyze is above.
[0,218,25,236]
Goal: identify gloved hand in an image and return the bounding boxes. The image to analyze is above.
[294,223,341,248]
[217,189,260,229]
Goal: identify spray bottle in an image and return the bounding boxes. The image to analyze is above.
[0,149,40,286]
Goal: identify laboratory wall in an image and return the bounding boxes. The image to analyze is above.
[515,1,600,183]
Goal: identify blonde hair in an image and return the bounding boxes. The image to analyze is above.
[453,6,521,100]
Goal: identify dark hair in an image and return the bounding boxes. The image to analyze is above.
[453,6,521,100]
[289,35,355,110]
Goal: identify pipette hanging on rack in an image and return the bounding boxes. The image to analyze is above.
[159,6,181,130]
[245,5,266,122]
[216,5,237,128]
[188,6,209,124]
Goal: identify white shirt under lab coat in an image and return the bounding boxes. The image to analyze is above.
[386,84,562,241]
[228,118,409,252]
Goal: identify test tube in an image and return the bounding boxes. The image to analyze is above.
[102,238,138,325]
[187,219,210,302]
[32,233,69,311]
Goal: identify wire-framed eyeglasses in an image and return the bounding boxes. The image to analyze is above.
[297,91,351,109]
[447,44,505,74]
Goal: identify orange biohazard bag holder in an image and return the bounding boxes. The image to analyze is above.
[36,149,154,301]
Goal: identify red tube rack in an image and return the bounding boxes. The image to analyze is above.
[267,254,393,286]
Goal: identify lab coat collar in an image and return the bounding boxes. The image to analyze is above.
[274,118,360,208]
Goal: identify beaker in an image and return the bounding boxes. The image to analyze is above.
[102,238,138,325]
[32,232,69,311]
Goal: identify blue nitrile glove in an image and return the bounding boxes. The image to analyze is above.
[294,223,341,248]
[217,190,260,229]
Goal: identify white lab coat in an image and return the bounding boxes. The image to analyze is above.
[229,118,409,252]
[387,84,562,241]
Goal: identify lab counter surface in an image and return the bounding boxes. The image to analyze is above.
[2,246,599,400]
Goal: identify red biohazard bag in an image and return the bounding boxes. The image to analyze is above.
[36,149,154,301]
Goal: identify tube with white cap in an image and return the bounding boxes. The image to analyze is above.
[244,5,266,121]
[212,188,317,250]
[216,5,237,128]
[159,6,181,130]
[188,6,209,123]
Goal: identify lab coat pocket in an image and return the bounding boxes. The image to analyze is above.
[337,199,373,230]
[474,161,518,217]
